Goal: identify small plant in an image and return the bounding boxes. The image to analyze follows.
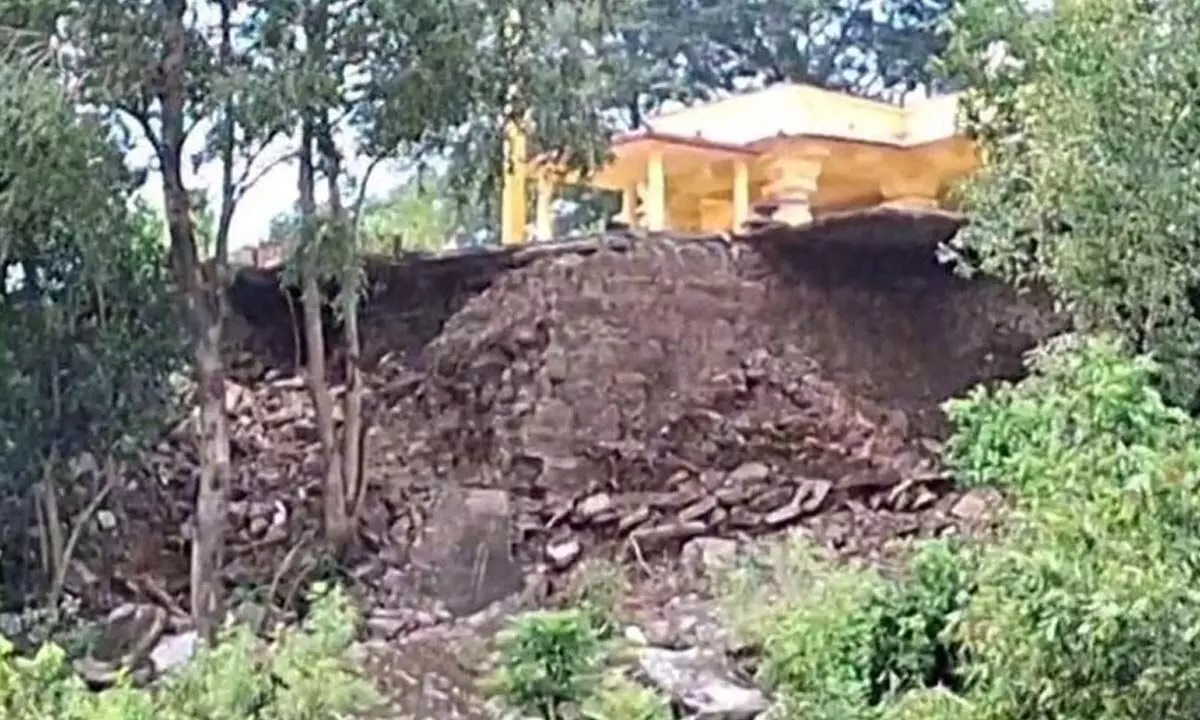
[579,670,671,720]
[879,686,974,720]
[715,534,974,720]
[561,559,628,638]
[490,608,606,718]
[745,547,884,720]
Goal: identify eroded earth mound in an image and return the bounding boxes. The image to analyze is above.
[83,210,1054,623]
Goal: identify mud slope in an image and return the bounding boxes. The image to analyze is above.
[355,210,1051,558]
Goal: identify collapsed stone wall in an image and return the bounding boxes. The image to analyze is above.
[346,210,1050,565]
[64,209,1058,616]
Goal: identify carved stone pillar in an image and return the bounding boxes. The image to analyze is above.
[534,173,556,241]
[500,120,528,245]
[614,183,638,226]
[732,159,750,230]
[757,147,828,225]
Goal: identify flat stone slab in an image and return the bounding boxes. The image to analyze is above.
[410,486,524,617]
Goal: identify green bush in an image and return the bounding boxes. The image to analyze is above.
[878,687,975,720]
[945,334,1200,719]
[490,608,607,717]
[754,554,883,720]
[717,336,1200,720]
[869,540,973,698]
[579,670,672,720]
[735,537,971,720]
[0,583,377,719]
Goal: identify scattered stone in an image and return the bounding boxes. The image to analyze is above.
[679,496,720,522]
[629,521,707,552]
[682,537,740,578]
[727,462,771,485]
[95,510,117,531]
[800,479,833,512]
[366,611,413,640]
[75,603,167,686]
[636,646,770,719]
[950,489,1000,522]
[624,625,649,645]
[618,505,652,533]
[763,488,809,526]
[546,539,582,569]
[911,487,939,510]
[575,493,614,520]
[410,487,524,617]
[150,631,198,675]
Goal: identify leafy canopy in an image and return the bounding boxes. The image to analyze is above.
[943,0,1200,406]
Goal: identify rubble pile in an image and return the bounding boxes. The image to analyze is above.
[361,220,1042,575]
[81,210,1050,618]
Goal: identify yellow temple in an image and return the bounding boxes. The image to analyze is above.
[500,82,978,245]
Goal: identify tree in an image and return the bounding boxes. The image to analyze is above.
[0,49,181,608]
[245,0,619,549]
[941,0,1200,407]
[360,174,457,255]
[11,0,295,639]
[603,0,956,114]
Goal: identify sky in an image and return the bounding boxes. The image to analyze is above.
[131,120,410,251]
[129,0,412,251]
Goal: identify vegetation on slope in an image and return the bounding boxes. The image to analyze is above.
[0,584,375,719]
[491,336,1200,720]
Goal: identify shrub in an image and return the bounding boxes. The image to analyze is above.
[868,540,974,698]
[579,670,672,720]
[560,559,628,639]
[0,583,377,720]
[945,334,1200,719]
[724,537,972,720]
[754,553,882,720]
[490,608,607,717]
[879,686,975,720]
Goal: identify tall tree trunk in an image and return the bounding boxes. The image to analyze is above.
[296,119,347,549]
[160,0,230,644]
[316,126,363,547]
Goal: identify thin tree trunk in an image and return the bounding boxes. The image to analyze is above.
[161,0,230,644]
[297,119,347,548]
[316,128,364,542]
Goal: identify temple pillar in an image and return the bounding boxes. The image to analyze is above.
[732,159,750,230]
[534,173,556,241]
[500,120,528,245]
[758,145,828,225]
[644,151,667,231]
[615,183,638,226]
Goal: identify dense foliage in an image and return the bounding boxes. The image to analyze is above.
[943,0,1200,406]
[0,56,182,604]
[714,335,1200,720]
[945,336,1200,719]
